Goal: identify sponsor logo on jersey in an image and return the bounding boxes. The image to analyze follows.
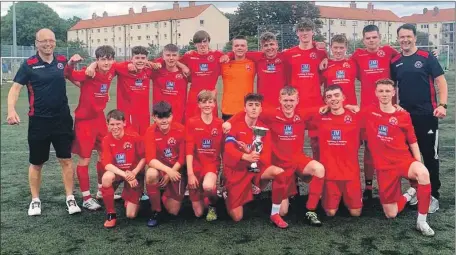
[123,142,132,150]
[378,125,388,136]
[369,60,378,69]
[57,63,64,69]
[331,130,341,141]
[211,128,219,137]
[135,79,143,87]
[344,115,352,123]
[100,84,108,94]
[32,65,45,69]
[202,139,212,149]
[164,148,173,158]
[377,50,385,57]
[301,64,310,73]
[336,70,345,79]
[168,137,176,145]
[414,61,423,68]
[389,117,398,125]
[267,63,276,71]
[115,153,126,164]
[284,125,293,135]
[166,81,175,90]
[199,63,209,72]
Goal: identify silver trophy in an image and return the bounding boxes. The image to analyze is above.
[248,126,269,173]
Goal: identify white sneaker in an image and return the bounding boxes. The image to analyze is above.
[66,196,82,215]
[406,187,418,205]
[96,190,122,200]
[28,200,42,216]
[82,198,102,211]
[184,189,189,196]
[140,193,149,201]
[428,196,439,214]
[416,221,435,237]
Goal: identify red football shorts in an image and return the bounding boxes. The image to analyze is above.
[189,163,219,202]
[376,159,416,205]
[125,113,150,136]
[160,172,186,202]
[112,173,143,205]
[323,179,363,210]
[72,117,107,158]
[276,154,314,198]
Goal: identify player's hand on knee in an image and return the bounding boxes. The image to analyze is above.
[6,110,20,125]
[188,174,199,189]
[344,104,360,113]
[125,171,135,182]
[159,175,170,188]
[168,169,181,182]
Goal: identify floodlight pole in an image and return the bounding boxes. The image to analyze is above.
[12,1,17,57]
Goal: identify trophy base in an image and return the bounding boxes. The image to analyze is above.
[247,166,260,173]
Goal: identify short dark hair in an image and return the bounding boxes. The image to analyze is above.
[153,101,172,118]
[232,35,247,41]
[163,44,179,53]
[131,46,148,56]
[260,32,276,45]
[331,34,348,46]
[95,45,115,59]
[295,19,315,32]
[244,93,264,105]
[193,30,211,43]
[376,78,397,88]
[397,23,417,36]
[106,109,125,122]
[362,25,380,37]
[324,84,344,96]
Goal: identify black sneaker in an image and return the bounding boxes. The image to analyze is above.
[305,211,322,227]
[363,189,373,201]
[147,212,159,227]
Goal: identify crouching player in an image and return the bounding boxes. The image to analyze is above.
[363,79,434,237]
[144,101,186,227]
[186,90,224,221]
[223,93,284,222]
[318,85,362,217]
[100,110,146,228]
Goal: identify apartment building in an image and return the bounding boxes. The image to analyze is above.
[67,2,229,56]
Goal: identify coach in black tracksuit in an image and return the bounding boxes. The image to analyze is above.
[390,24,448,212]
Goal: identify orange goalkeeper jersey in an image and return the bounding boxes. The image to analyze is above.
[221,59,256,115]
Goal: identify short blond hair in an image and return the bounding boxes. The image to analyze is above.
[280,86,299,96]
[376,78,396,88]
[197,90,216,102]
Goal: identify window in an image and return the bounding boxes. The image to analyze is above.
[352,21,357,26]
[130,25,133,29]
[389,34,392,39]
[97,39,100,43]
[378,22,382,28]
[118,27,122,31]
[91,29,94,32]
[137,36,142,40]
[364,21,368,26]
[155,35,159,39]
[434,34,437,39]
[434,23,438,28]
[146,35,151,40]
[340,20,346,26]
[164,34,167,39]
[323,32,327,37]
[119,48,122,53]
[330,33,334,37]
[137,25,141,29]
[104,38,108,42]
[111,27,114,32]
[178,33,181,39]
[91,39,94,43]
[200,20,204,26]
[119,37,121,41]
[163,22,167,27]
[342,33,346,36]
[130,36,133,40]
[353,33,358,37]
[146,24,149,28]
[104,28,107,32]
[81,30,84,34]
[155,23,158,28]
[97,29,100,33]
[330,20,334,25]
[112,38,114,42]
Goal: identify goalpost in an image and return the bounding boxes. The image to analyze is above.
[393,45,451,70]
[1,57,28,86]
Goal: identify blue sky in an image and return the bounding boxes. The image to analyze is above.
[1,1,454,19]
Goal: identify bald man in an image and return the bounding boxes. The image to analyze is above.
[7,28,82,216]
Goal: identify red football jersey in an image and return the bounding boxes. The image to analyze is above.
[352,45,399,107]
[223,118,272,170]
[151,68,189,124]
[101,132,145,171]
[362,105,417,170]
[180,50,223,92]
[314,111,361,180]
[283,46,327,109]
[68,67,116,120]
[185,116,224,170]
[322,59,358,106]
[144,122,185,167]
[112,61,153,115]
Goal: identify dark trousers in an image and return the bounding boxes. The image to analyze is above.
[410,115,441,199]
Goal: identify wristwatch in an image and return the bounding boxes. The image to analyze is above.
[438,103,447,109]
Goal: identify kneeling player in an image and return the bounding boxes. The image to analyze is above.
[144,101,186,227]
[186,90,224,221]
[224,93,284,222]
[100,110,146,228]
[363,79,434,237]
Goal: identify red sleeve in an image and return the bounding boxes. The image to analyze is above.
[68,68,89,82]
[223,131,243,168]
[386,45,400,57]
[135,135,145,159]
[283,51,292,85]
[144,127,157,163]
[112,61,131,76]
[177,136,185,165]
[259,131,272,167]
[185,120,195,156]
[245,51,264,62]
[298,106,321,122]
[403,113,418,144]
[101,137,112,168]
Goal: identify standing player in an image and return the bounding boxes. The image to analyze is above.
[362,79,434,236]
[67,46,116,210]
[186,90,224,221]
[321,35,357,106]
[144,101,185,227]
[100,110,146,228]
[391,24,448,213]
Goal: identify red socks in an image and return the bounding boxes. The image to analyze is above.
[76,165,91,201]
[147,184,162,212]
[271,173,286,205]
[101,186,115,214]
[417,184,431,215]
[397,196,407,213]
[204,188,218,206]
[307,176,324,211]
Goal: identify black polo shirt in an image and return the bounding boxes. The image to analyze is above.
[390,49,445,116]
[13,53,71,118]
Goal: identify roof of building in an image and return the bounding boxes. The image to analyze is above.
[69,4,211,30]
[318,5,402,22]
[401,8,455,23]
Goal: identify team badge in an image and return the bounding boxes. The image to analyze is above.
[211,128,219,137]
[164,148,173,158]
[378,125,388,136]
[301,64,310,73]
[202,139,212,149]
[293,115,301,122]
[176,74,183,79]
[57,63,64,69]
[310,52,317,59]
[246,64,251,71]
[267,63,276,71]
[414,61,423,68]
[107,73,113,81]
[100,84,108,94]
[344,115,352,123]
[123,142,132,150]
[274,58,282,64]
[368,60,378,69]
[199,63,208,72]
[166,81,175,90]
[389,117,398,125]
[377,50,385,57]
[343,62,351,68]
[284,125,293,135]
[331,130,342,141]
[168,137,176,145]
[135,79,143,87]
[207,55,214,62]
[336,70,345,79]
[115,153,126,164]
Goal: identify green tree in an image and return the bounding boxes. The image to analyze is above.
[347,39,365,54]
[55,40,90,59]
[416,31,433,46]
[223,36,259,52]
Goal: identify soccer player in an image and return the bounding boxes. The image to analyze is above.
[362,78,434,237]
[67,45,117,210]
[321,35,357,106]
[144,101,186,227]
[282,19,327,161]
[224,87,327,228]
[151,44,189,124]
[186,90,224,221]
[391,24,448,213]
[220,36,256,121]
[318,85,362,217]
[100,109,146,228]
[223,93,284,222]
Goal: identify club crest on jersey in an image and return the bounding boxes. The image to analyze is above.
[284,125,293,135]
[100,84,108,94]
[176,74,184,80]
[275,58,282,64]
[267,63,276,71]
[107,73,113,81]
[389,117,398,125]
[245,64,251,71]
[207,55,214,62]
[168,137,176,145]
[378,125,388,136]
[369,60,378,69]
[135,79,143,87]
[57,63,64,69]
[309,52,317,59]
[331,130,341,141]
[211,128,219,137]
[343,62,351,68]
[115,153,126,164]
[199,63,209,72]
[293,115,301,122]
[123,142,132,150]
[344,115,352,123]
[377,50,385,57]
[336,70,345,79]
[164,148,173,158]
[202,139,212,149]
[166,81,175,90]
[301,64,310,73]
[414,61,423,68]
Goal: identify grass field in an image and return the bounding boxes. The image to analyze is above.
[1,71,455,255]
